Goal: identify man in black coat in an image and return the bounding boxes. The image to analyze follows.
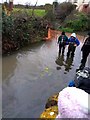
[79,32,90,70]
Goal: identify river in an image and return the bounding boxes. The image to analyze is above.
[2,34,89,118]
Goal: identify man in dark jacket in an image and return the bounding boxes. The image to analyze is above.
[58,31,68,55]
[79,32,90,70]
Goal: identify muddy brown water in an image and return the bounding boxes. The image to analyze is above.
[2,31,90,118]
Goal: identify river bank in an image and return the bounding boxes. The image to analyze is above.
[2,11,48,55]
[46,29,87,42]
[2,29,87,56]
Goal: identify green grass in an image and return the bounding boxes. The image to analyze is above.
[34,9,46,17]
[57,27,74,33]
[13,8,46,17]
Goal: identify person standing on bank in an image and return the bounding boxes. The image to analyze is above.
[58,31,68,56]
[67,33,80,57]
[79,32,90,70]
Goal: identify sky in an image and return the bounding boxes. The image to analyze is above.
[1,0,66,5]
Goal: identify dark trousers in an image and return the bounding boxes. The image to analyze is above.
[81,51,89,66]
[59,43,65,55]
[67,44,76,57]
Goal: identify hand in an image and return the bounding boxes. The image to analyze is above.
[74,44,77,47]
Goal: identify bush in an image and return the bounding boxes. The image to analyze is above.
[87,14,90,30]
[65,13,89,31]
[2,10,48,54]
[44,4,53,13]
[56,2,76,21]
[57,26,74,33]
[2,11,15,40]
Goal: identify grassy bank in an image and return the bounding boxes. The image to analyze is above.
[13,8,46,17]
[57,12,90,33]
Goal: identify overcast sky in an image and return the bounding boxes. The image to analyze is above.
[1,0,66,5]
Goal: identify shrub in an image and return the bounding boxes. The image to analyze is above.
[2,10,48,54]
[65,13,89,31]
[56,2,76,21]
[58,26,74,33]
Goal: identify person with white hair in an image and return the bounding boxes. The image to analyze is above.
[56,67,90,119]
[67,33,80,57]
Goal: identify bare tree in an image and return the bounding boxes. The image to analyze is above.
[31,0,38,16]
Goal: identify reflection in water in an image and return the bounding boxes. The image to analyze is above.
[2,55,17,80]
[64,56,74,72]
[2,41,45,81]
[55,54,65,70]
[55,52,74,72]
